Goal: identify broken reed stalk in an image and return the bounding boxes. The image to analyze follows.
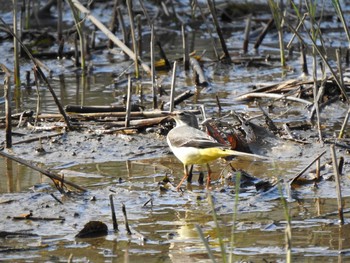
[336,48,345,93]
[195,224,217,263]
[122,203,132,235]
[126,0,139,79]
[312,46,323,142]
[164,90,194,108]
[289,150,326,186]
[57,0,63,42]
[243,14,252,54]
[157,41,171,70]
[190,57,208,86]
[33,67,41,127]
[73,33,79,67]
[71,0,150,74]
[2,65,12,148]
[338,107,350,139]
[125,76,132,127]
[300,43,308,76]
[109,194,119,231]
[207,0,231,63]
[330,145,344,225]
[67,0,86,71]
[254,18,274,50]
[117,3,128,53]
[108,0,119,49]
[0,17,72,130]
[182,24,190,70]
[169,61,177,112]
[136,15,142,58]
[0,150,87,192]
[13,0,20,87]
[150,25,157,109]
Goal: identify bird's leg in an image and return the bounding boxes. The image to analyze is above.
[176,165,189,191]
[187,165,194,183]
[206,163,212,189]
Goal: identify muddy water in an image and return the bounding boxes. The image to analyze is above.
[2,1,350,262]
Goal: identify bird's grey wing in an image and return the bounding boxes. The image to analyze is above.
[168,126,226,149]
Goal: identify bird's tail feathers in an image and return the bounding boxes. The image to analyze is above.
[223,149,267,159]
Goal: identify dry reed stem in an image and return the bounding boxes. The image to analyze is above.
[169,61,177,112]
[125,76,133,127]
[2,64,12,148]
[330,145,344,225]
[71,0,151,74]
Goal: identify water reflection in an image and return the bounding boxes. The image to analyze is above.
[0,157,45,193]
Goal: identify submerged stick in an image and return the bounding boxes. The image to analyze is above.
[190,57,208,86]
[330,145,344,225]
[109,194,119,231]
[243,14,252,54]
[300,43,308,76]
[70,0,151,74]
[122,203,132,235]
[254,18,274,50]
[164,90,194,108]
[289,150,326,186]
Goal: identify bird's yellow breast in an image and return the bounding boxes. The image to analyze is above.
[171,146,233,165]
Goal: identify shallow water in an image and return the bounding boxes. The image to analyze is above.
[2,0,350,262]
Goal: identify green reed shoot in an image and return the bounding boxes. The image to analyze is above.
[229,171,241,263]
[208,192,227,263]
[332,0,350,48]
[13,0,20,88]
[268,0,286,67]
[278,181,292,263]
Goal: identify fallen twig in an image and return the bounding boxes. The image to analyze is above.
[122,203,132,235]
[289,150,326,187]
[235,92,313,105]
[0,150,87,192]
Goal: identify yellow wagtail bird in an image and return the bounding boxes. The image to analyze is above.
[167,111,265,190]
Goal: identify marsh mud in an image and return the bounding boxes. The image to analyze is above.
[1,0,350,262]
